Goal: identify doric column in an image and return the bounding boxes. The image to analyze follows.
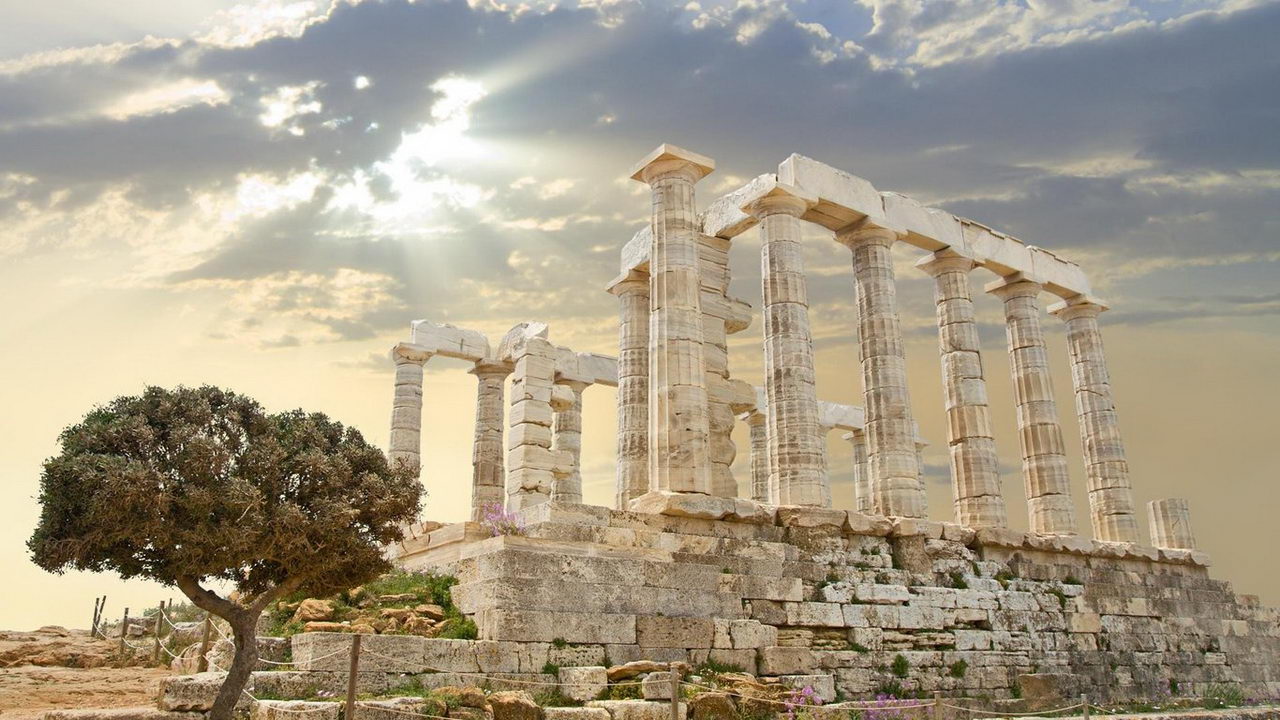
[469,361,510,521]
[1148,498,1196,550]
[552,380,588,504]
[843,430,872,513]
[631,144,715,495]
[1049,298,1138,544]
[742,411,771,504]
[835,225,926,518]
[916,251,1007,528]
[986,276,1078,535]
[388,342,433,475]
[742,182,827,507]
[506,335,561,510]
[608,270,650,509]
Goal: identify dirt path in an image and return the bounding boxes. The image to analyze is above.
[0,664,172,719]
[0,627,172,719]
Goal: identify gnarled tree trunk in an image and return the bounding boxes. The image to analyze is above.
[208,611,262,720]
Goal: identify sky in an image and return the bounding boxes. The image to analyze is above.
[1,0,1278,631]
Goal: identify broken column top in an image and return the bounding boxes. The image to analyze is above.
[630,143,715,183]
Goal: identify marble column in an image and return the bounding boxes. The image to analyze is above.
[389,342,433,475]
[609,270,650,509]
[1050,298,1139,544]
[843,430,871,513]
[506,335,559,510]
[631,144,715,495]
[469,361,510,521]
[1148,498,1196,550]
[742,410,771,504]
[743,182,828,507]
[987,277,1077,535]
[836,225,926,518]
[917,251,1007,528]
[552,380,588,504]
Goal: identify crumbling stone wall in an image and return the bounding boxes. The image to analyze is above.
[397,503,1280,702]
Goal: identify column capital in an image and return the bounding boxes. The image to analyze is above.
[984,274,1043,300]
[470,360,512,378]
[629,143,715,185]
[739,180,817,219]
[915,249,977,277]
[606,268,650,297]
[834,219,900,250]
[554,377,591,392]
[391,342,433,365]
[1047,294,1109,320]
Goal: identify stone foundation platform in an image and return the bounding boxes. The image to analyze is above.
[391,501,1280,701]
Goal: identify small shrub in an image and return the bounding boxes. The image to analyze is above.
[551,637,569,649]
[1204,683,1245,709]
[601,683,642,700]
[847,642,870,653]
[1169,679,1180,695]
[480,503,526,536]
[948,571,968,590]
[542,662,561,676]
[948,660,967,679]
[874,679,907,698]
[436,608,478,640]
[1047,587,1068,610]
[1010,684,1022,700]
[994,569,1017,589]
[1063,575,1083,585]
[890,654,910,678]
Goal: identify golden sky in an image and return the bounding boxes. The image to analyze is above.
[2,0,1279,630]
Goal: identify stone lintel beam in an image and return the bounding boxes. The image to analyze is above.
[410,320,491,362]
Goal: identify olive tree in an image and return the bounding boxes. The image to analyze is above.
[29,386,422,720]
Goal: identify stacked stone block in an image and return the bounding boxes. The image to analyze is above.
[399,502,1280,703]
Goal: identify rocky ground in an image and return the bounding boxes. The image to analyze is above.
[0,627,170,720]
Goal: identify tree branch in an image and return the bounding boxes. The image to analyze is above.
[175,575,241,621]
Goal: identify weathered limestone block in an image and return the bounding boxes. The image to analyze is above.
[489,691,541,720]
[758,647,814,675]
[587,701,686,720]
[358,698,450,720]
[641,671,676,700]
[688,693,736,720]
[729,620,778,649]
[636,617,715,648]
[291,633,424,672]
[44,711,205,720]
[785,602,845,627]
[777,674,836,702]
[156,673,229,712]
[549,645,608,667]
[251,702,339,720]
[479,609,637,644]
[424,637,483,673]
[559,666,608,703]
[545,710,611,720]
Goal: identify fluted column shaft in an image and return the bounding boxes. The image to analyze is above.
[1148,498,1196,550]
[389,343,432,475]
[552,380,588,504]
[844,430,871,513]
[988,278,1077,535]
[610,273,650,509]
[743,411,771,504]
[1052,300,1138,543]
[470,362,510,521]
[750,189,828,507]
[634,149,714,495]
[918,253,1007,528]
[836,226,926,518]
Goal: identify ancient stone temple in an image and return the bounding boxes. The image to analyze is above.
[383,145,1280,701]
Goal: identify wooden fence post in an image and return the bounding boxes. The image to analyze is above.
[344,634,362,720]
[118,607,129,655]
[1081,694,1090,720]
[90,597,102,637]
[196,614,213,673]
[933,691,943,720]
[152,601,166,664]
